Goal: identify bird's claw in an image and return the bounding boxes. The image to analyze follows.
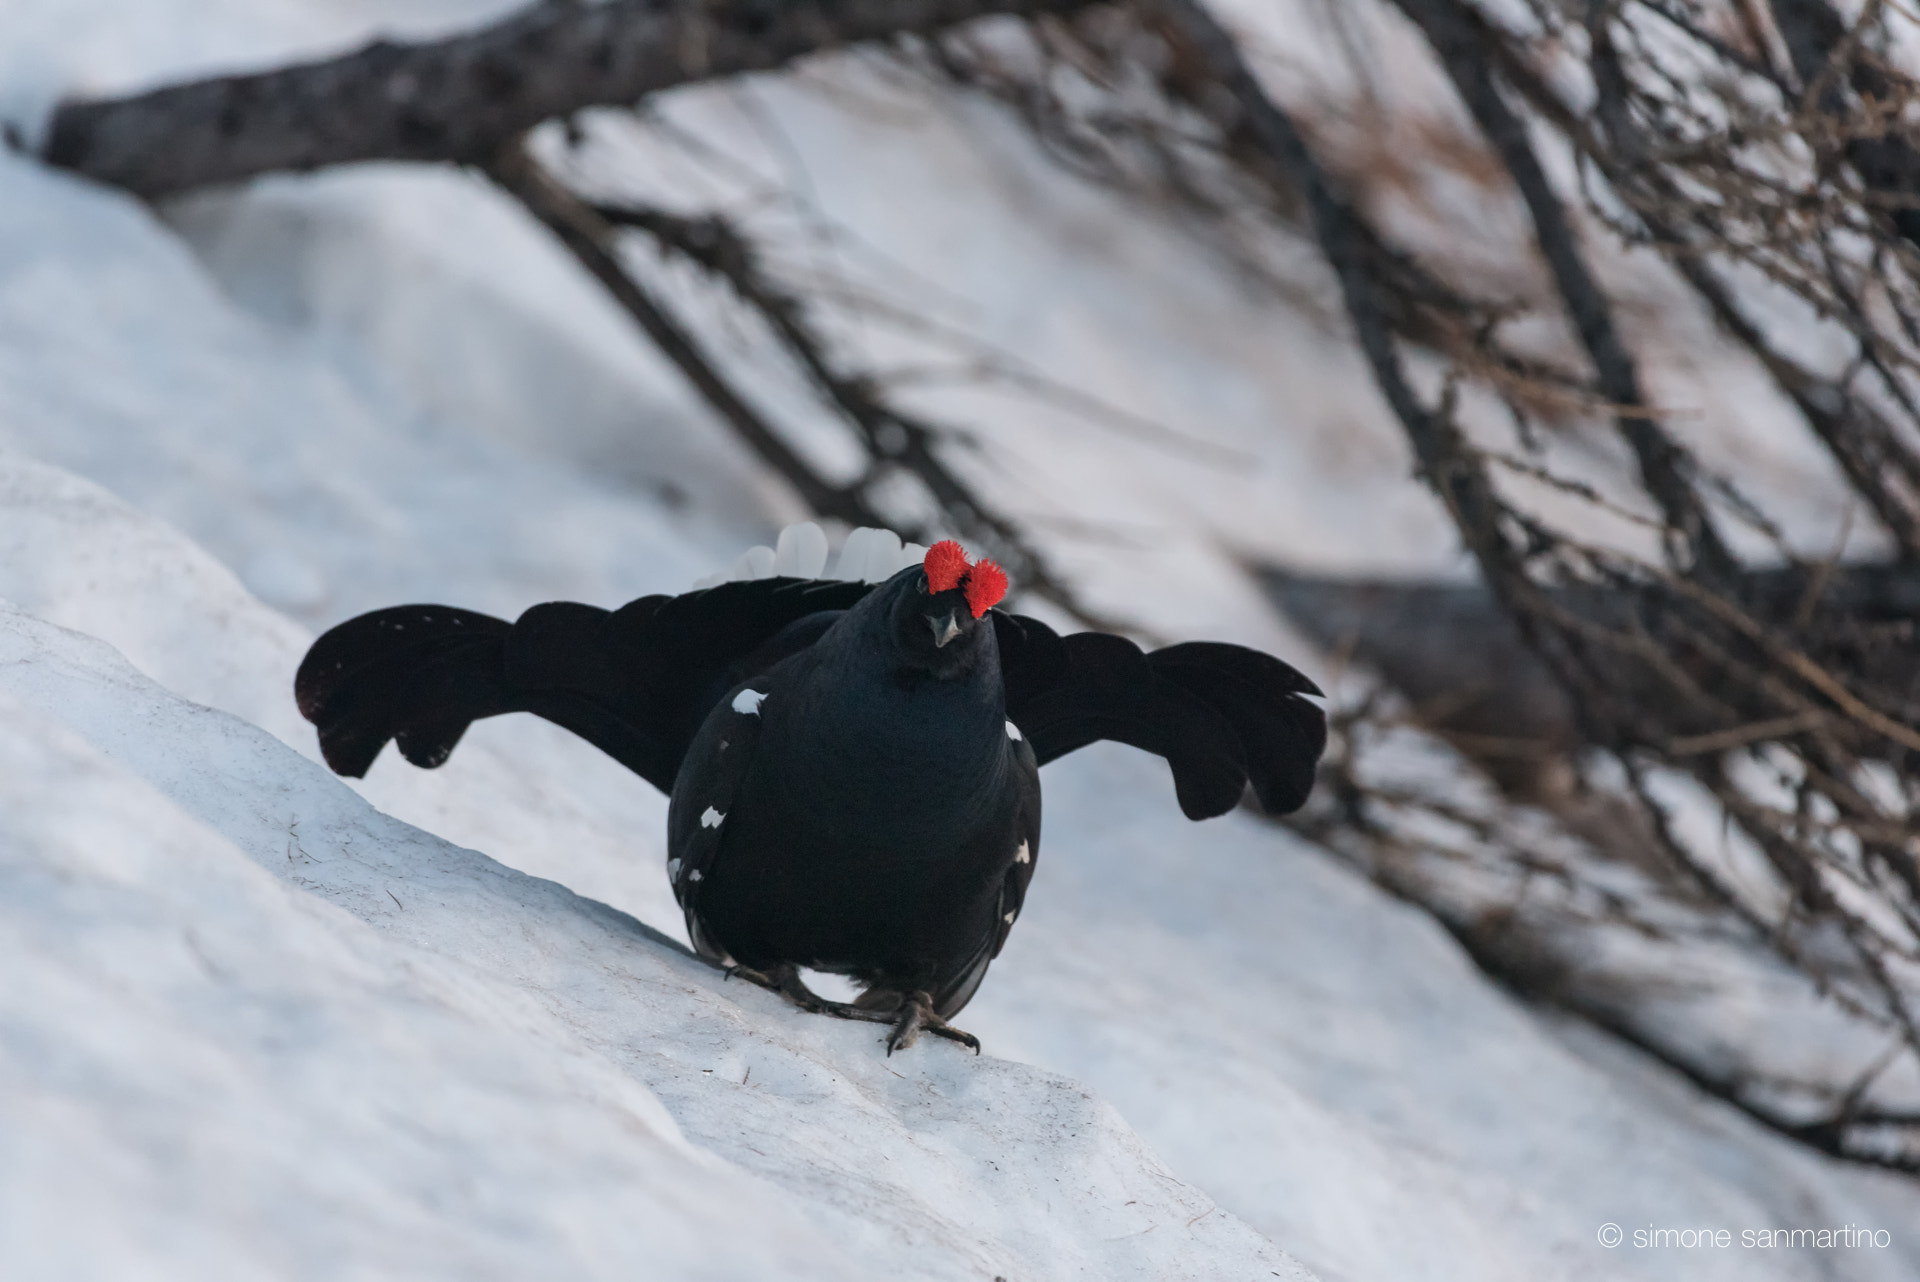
[885,990,981,1056]
[724,962,778,990]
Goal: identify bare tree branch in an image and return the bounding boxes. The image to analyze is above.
[43,0,1105,199]
[1481,24,1920,559]
[585,199,1116,621]
[492,139,1121,625]
[1263,559,1920,773]
[1151,0,1524,587]
[1771,0,1920,248]
[485,136,884,528]
[1392,0,1738,583]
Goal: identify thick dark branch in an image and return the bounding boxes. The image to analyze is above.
[1262,559,1920,763]
[484,138,883,529]
[1393,0,1738,583]
[1151,0,1522,586]
[1484,36,1920,560]
[44,0,1104,199]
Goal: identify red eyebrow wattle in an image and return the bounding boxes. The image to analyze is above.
[962,558,1007,618]
[923,540,969,593]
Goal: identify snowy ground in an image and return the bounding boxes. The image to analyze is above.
[4,2,1920,1279]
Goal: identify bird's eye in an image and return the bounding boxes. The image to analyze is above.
[917,572,929,593]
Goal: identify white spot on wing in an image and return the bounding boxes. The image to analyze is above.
[732,689,767,715]
[1004,911,1016,925]
[1006,720,1022,741]
[667,858,682,879]
[700,807,725,829]
[1014,841,1030,865]
[689,870,704,882]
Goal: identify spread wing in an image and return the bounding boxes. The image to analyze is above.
[295,577,876,791]
[993,612,1326,820]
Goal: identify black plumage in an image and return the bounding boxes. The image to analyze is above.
[295,554,1326,1051]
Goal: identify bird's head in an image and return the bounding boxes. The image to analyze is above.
[884,540,1008,678]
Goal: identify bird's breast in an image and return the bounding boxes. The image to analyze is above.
[752,667,1017,856]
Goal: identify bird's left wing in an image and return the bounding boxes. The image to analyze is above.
[993,612,1326,820]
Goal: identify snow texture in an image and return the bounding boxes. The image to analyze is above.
[2,1,1919,1279]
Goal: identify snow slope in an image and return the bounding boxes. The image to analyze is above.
[3,1,1920,1279]
[0,465,1309,1281]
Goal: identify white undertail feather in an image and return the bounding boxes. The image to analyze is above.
[690,522,931,590]
[773,522,828,577]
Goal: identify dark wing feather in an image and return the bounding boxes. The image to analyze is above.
[1147,643,1327,814]
[587,578,872,776]
[932,733,1043,1019]
[295,605,514,777]
[991,610,1069,711]
[295,578,876,790]
[664,677,769,963]
[997,614,1326,820]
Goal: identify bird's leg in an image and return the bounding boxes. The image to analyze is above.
[880,989,981,1056]
[734,961,895,1024]
[728,966,980,1053]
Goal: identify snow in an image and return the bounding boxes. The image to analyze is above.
[3,1,1920,1279]
[1,597,1308,1281]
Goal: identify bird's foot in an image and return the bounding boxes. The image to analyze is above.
[730,966,980,1054]
[738,962,894,1023]
[882,989,981,1057]
[723,962,781,991]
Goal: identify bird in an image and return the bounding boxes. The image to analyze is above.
[294,525,1327,1053]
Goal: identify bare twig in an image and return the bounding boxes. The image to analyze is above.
[486,137,884,528]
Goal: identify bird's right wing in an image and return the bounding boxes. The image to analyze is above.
[295,577,875,792]
[993,613,1327,820]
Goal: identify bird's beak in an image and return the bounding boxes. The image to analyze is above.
[929,610,963,648]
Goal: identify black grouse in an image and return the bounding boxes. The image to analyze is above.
[295,531,1326,1052]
